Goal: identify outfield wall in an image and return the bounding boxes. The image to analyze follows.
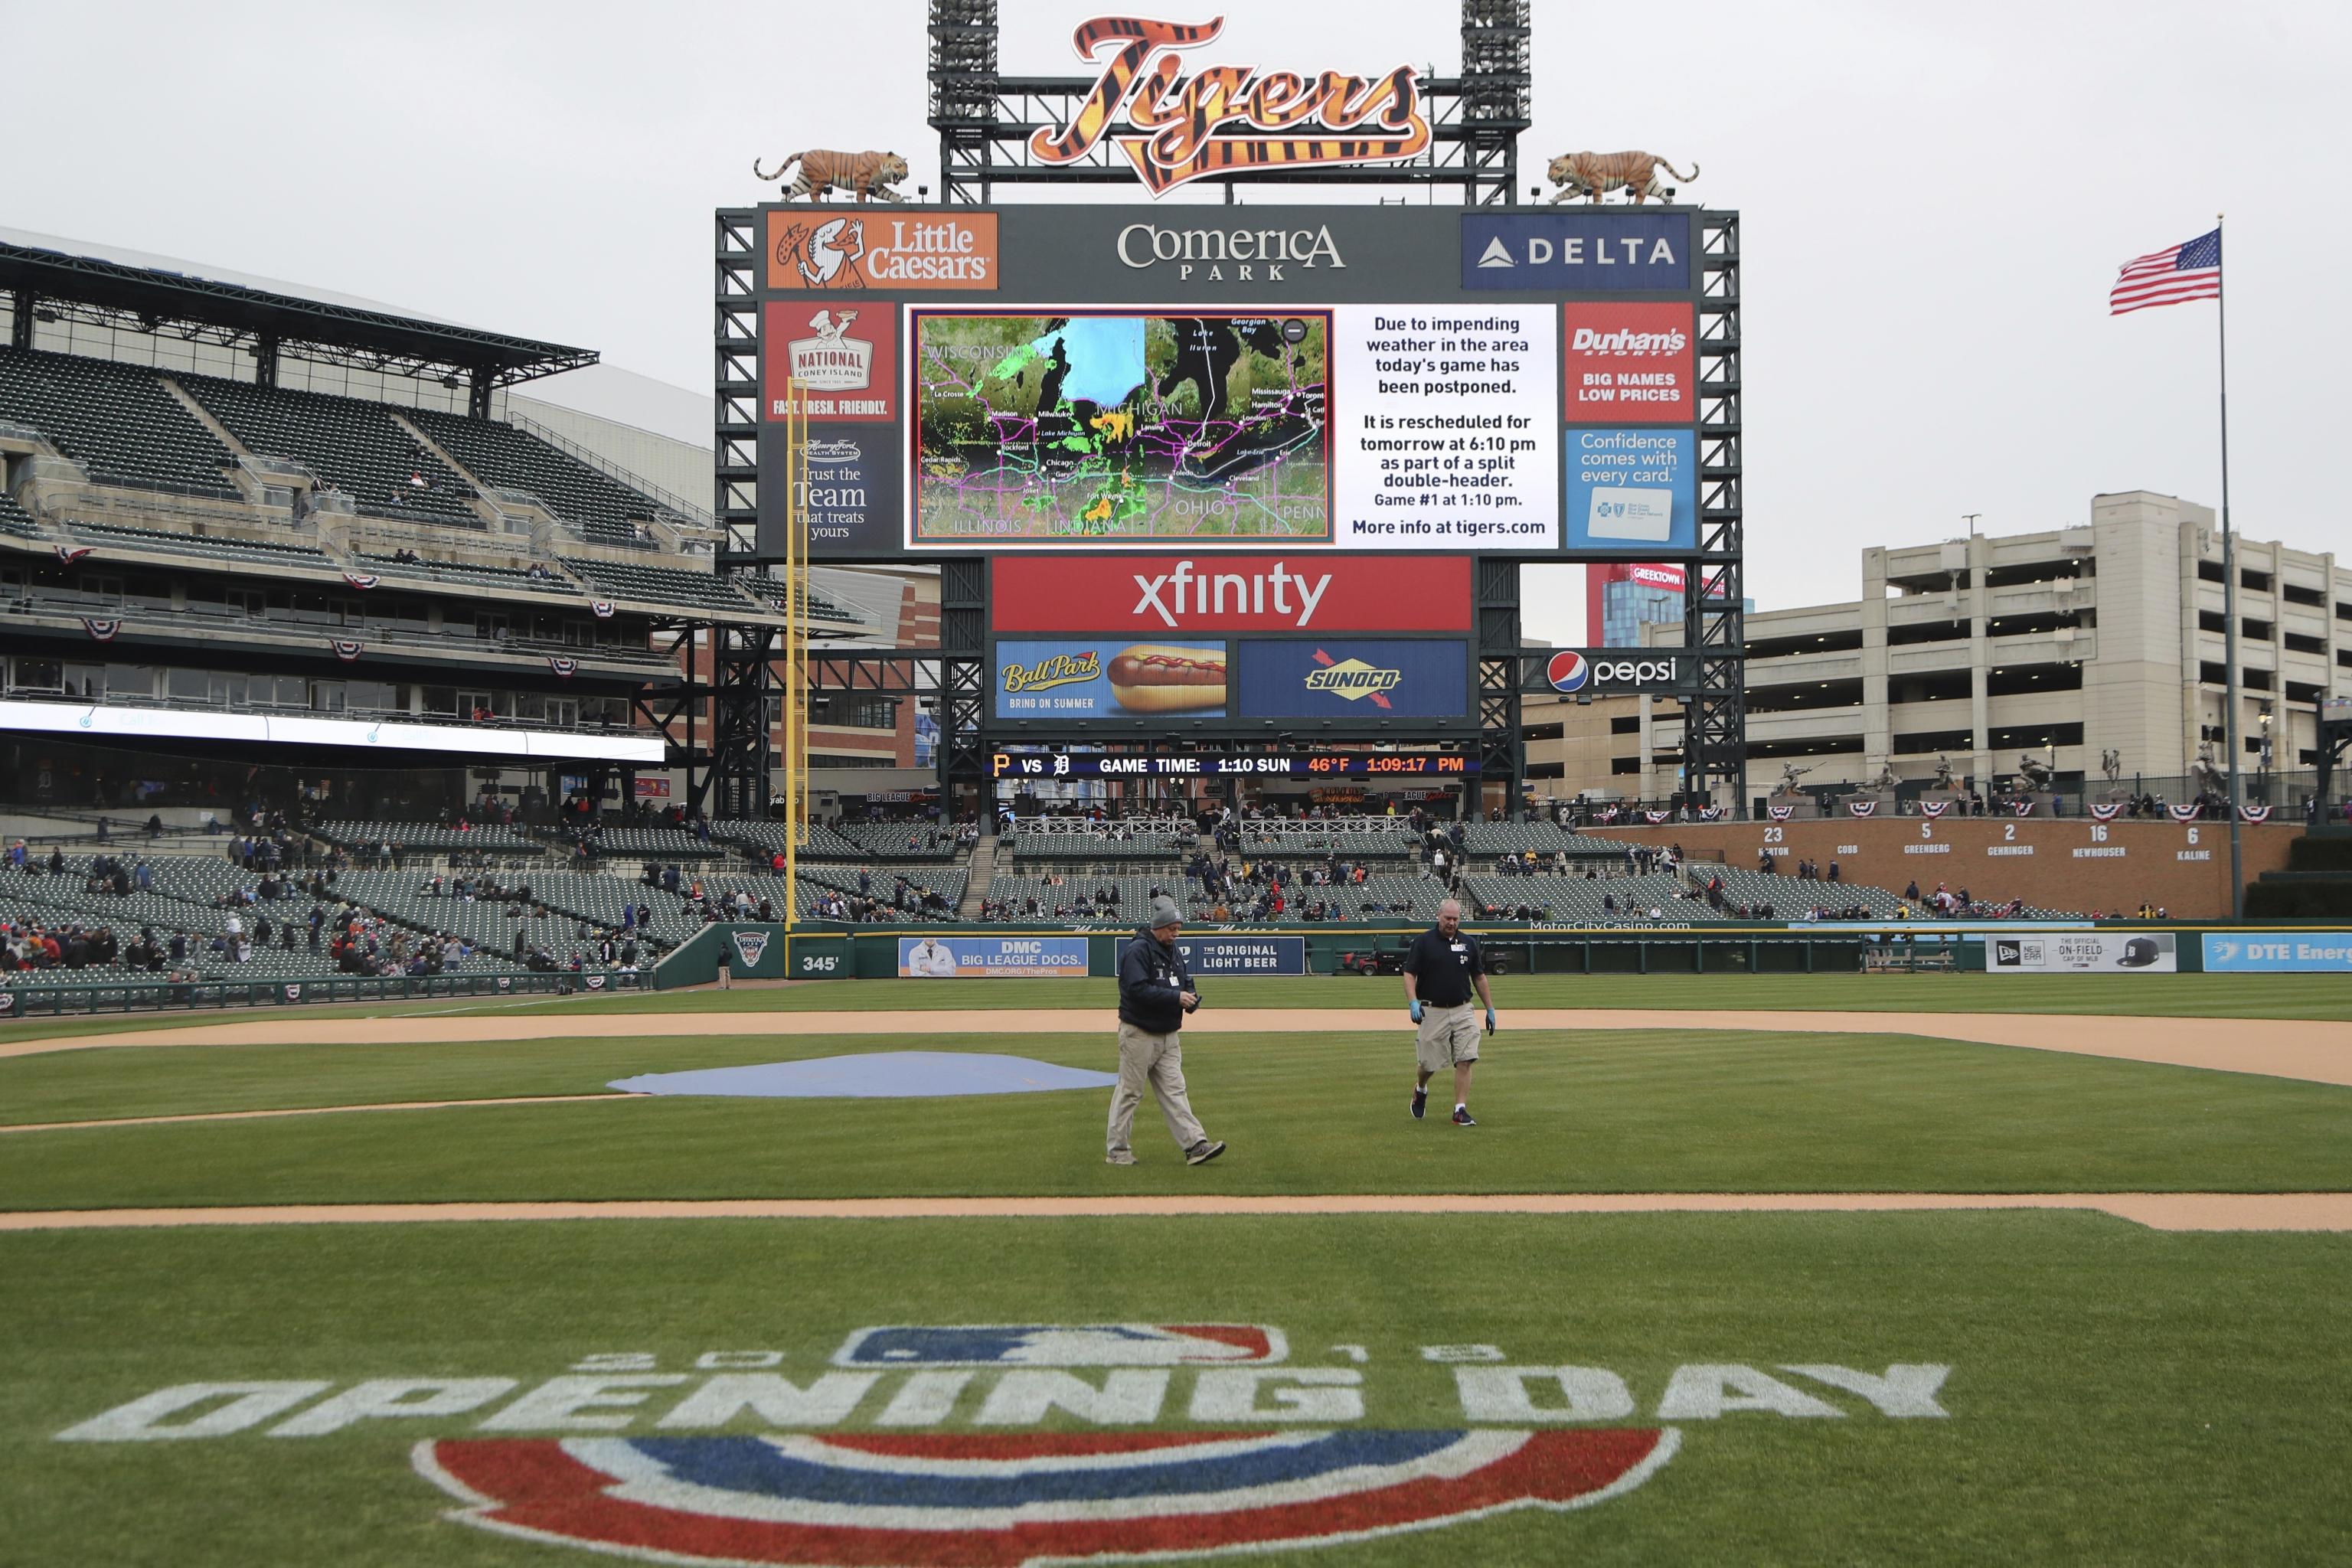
[1590,819,2302,919]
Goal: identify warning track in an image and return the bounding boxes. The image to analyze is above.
[7,1008,2349,1086]
[2,1193,2347,1233]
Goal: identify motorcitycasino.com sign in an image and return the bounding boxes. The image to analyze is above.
[54,1323,1953,1566]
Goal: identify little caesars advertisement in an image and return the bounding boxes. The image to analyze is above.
[1987,933,2177,974]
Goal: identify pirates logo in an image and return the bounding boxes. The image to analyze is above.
[416,1426,1677,1566]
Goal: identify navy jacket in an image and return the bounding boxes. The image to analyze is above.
[1118,929,1198,1034]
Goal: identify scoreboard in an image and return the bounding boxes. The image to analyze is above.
[990,752,1478,779]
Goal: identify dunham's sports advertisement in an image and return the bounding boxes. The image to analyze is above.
[748,204,1707,559]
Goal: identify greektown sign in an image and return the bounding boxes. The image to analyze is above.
[1031,16,1433,198]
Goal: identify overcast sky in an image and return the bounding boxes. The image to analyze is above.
[4,1,2343,635]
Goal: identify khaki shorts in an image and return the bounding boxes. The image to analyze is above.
[1416,1004,1481,1075]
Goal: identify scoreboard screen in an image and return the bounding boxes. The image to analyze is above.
[991,752,1477,779]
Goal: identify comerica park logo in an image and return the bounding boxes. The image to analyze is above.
[53,1323,1952,1568]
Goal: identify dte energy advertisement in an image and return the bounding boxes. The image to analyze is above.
[750,204,1707,560]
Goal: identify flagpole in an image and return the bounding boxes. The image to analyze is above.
[2217,213,2243,920]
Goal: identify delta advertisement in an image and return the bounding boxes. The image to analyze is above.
[994,639,1228,720]
[1116,933,1308,977]
[1459,211,1694,291]
[991,555,1471,635]
[1988,932,2179,974]
[1565,428,1697,551]
[1235,639,1468,720]
[2201,933,2352,972]
[1563,302,1694,424]
[897,936,1089,978]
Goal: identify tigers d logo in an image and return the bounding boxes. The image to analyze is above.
[416,1427,1677,1566]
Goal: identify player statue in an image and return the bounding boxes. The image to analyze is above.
[1866,759,1902,794]
[2101,748,2123,786]
[1932,755,1958,792]
[2015,753,2053,792]
[2190,743,2226,797]
[1772,762,1817,798]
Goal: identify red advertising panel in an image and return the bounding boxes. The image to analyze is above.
[992,554,1470,635]
[763,301,897,423]
[1563,302,1694,424]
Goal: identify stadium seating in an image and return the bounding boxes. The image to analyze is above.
[65,519,330,568]
[556,826,726,861]
[0,488,39,537]
[404,409,683,548]
[315,819,542,854]
[354,552,584,598]
[558,557,761,618]
[1459,871,1721,923]
[0,348,243,498]
[178,373,479,524]
[733,574,865,630]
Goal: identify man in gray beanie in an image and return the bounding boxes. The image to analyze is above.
[1107,894,1225,1167]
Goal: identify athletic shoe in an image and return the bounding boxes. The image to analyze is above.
[1186,1139,1227,1166]
[1106,1153,1136,1166]
[1452,1107,1477,1128]
[1410,1086,1428,1121]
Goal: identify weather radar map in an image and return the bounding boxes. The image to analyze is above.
[914,311,1330,544]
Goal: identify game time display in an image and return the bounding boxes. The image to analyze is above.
[990,752,1477,777]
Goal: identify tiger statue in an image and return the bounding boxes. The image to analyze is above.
[1547,151,1699,205]
[753,149,910,204]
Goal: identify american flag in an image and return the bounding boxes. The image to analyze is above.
[2109,228,2221,314]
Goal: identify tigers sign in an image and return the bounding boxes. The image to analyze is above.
[1032,16,1432,198]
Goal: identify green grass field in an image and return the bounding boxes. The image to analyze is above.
[2,972,2347,1565]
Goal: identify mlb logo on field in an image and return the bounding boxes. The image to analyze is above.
[834,1324,1286,1367]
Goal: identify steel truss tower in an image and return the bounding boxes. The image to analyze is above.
[927,0,1527,207]
[1687,211,1746,810]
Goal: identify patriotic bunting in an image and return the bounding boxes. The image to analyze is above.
[1847,799,1877,818]
[2238,804,2272,824]
[1645,809,1671,825]
[2167,803,2201,823]
[1767,805,1795,822]
[331,639,364,662]
[590,601,616,619]
[548,655,579,678]
[1697,805,1723,822]
[342,573,379,591]
[1919,799,1951,818]
[82,617,120,642]
[2089,802,2124,822]
[585,974,607,991]
[56,544,91,565]
[2011,799,2036,817]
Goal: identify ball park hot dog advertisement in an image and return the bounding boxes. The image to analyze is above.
[994,640,1229,718]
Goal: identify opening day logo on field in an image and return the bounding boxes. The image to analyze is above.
[54,1323,1952,1567]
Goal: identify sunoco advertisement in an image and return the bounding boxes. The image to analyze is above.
[1235,639,1468,720]
[1988,933,2178,974]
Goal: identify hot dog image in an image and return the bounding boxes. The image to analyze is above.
[1109,644,1227,713]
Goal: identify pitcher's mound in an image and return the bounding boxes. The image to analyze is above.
[610,1051,1117,1099]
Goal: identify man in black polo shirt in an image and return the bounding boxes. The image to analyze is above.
[1403,896,1495,1126]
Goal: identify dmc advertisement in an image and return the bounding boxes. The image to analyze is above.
[1988,932,2178,974]
[1459,211,1693,291]
[995,639,1228,720]
[1563,302,1694,424]
[1565,428,1697,551]
[1117,934,1308,977]
[991,555,1470,635]
[898,936,1089,978]
[2201,933,2352,973]
[1236,639,1468,720]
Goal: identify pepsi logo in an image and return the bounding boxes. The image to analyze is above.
[1547,651,1590,694]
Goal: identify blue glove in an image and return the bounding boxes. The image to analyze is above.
[1485,1008,1498,1034]
[1409,998,1424,1024]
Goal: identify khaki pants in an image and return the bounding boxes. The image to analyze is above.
[1415,1004,1481,1076]
[1107,1022,1207,1158]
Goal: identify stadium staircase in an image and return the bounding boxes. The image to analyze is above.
[958,835,998,918]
